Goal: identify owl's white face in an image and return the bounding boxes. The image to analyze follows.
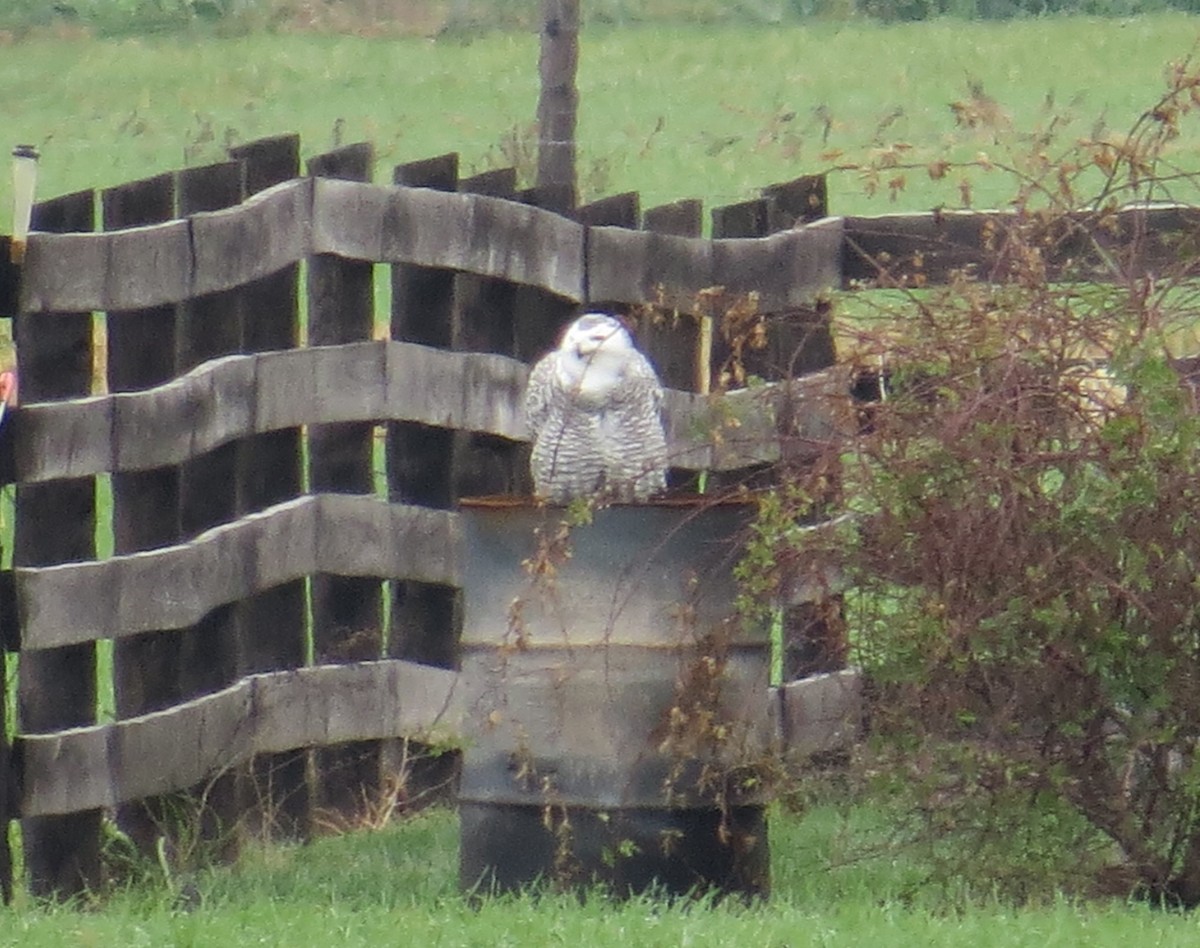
[555,313,634,400]
[563,313,631,357]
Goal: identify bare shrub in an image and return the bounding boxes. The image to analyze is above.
[763,54,1200,904]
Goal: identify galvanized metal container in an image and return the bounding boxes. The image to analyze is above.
[457,498,771,899]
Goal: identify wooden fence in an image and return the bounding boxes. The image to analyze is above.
[1,132,1195,901]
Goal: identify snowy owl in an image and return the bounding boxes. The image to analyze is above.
[525,313,668,504]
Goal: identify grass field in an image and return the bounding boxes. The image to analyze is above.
[4,15,1200,222]
[5,803,1200,947]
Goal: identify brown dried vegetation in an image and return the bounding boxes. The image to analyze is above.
[767,54,1200,905]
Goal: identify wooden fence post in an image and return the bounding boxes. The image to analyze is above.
[712,176,845,679]
[0,235,17,903]
[454,167,531,500]
[577,191,639,230]
[174,158,249,862]
[226,134,311,840]
[512,187,579,365]
[306,141,385,824]
[640,198,705,391]
[576,189,640,357]
[102,169,189,857]
[536,0,579,212]
[642,198,703,240]
[712,177,833,382]
[386,153,462,804]
[453,167,518,359]
[15,188,101,899]
[639,197,704,490]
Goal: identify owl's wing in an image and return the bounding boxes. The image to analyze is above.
[621,349,665,415]
[523,353,558,439]
[603,349,668,500]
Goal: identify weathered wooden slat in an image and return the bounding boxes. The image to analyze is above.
[1104,204,1200,279]
[19,219,192,315]
[643,198,703,239]
[192,178,313,299]
[175,157,247,547]
[588,222,842,314]
[177,160,246,375]
[17,660,865,819]
[120,354,258,473]
[385,154,465,802]
[638,201,704,397]
[158,157,247,878]
[104,167,214,863]
[306,147,380,647]
[7,343,409,479]
[18,178,311,314]
[17,495,462,650]
[226,133,310,844]
[715,184,846,683]
[116,677,254,804]
[253,661,461,755]
[15,187,102,900]
[665,364,852,473]
[312,179,586,302]
[257,341,388,434]
[9,394,110,484]
[577,191,639,228]
[387,154,459,519]
[0,572,15,656]
[16,659,463,817]
[714,223,844,308]
[306,141,385,820]
[0,235,19,320]
[712,196,771,239]
[587,227,713,313]
[842,209,1012,287]
[842,205,1200,287]
[454,170,519,360]
[635,196,706,494]
[450,168,530,504]
[385,343,527,444]
[458,167,518,198]
[776,669,863,762]
[104,170,184,750]
[22,195,1200,316]
[230,133,301,198]
[11,340,847,482]
[762,174,828,230]
[176,155,252,735]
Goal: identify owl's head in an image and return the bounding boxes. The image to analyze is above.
[556,312,636,399]
[561,312,632,359]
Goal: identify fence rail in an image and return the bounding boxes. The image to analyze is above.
[17,177,852,315]
[19,660,462,818]
[6,340,845,487]
[842,204,1200,287]
[17,495,459,650]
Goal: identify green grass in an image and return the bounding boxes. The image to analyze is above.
[4,805,1200,946]
[3,15,1200,225]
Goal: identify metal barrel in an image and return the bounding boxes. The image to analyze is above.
[457,498,772,900]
